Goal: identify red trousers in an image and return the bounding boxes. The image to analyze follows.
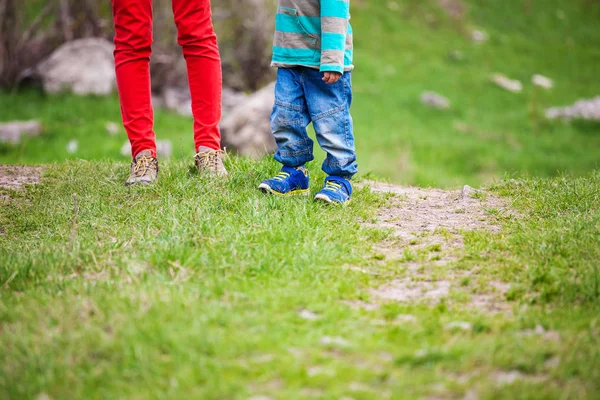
[111,0,222,158]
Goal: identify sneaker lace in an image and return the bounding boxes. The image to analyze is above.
[133,156,154,177]
[273,171,290,181]
[325,181,342,191]
[196,150,222,170]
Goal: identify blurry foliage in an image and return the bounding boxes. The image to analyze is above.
[0,0,277,91]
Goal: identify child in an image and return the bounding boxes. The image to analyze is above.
[258,0,357,204]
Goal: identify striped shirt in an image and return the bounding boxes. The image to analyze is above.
[271,0,353,74]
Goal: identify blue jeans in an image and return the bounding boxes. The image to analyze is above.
[271,67,357,179]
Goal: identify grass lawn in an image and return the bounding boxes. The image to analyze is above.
[1,0,600,398]
[1,159,599,399]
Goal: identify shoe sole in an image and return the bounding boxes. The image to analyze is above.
[125,179,156,187]
[258,183,310,196]
[314,193,350,205]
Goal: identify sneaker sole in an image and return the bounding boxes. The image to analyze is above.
[258,183,310,197]
[314,193,350,205]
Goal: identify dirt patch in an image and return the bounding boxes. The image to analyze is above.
[358,181,513,314]
[0,165,42,191]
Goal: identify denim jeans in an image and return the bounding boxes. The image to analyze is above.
[271,67,358,179]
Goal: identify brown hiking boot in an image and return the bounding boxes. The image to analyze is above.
[194,147,228,176]
[125,150,158,186]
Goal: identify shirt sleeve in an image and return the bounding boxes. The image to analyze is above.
[320,0,350,74]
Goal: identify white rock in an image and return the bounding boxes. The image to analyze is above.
[298,309,320,321]
[106,122,120,136]
[387,1,400,11]
[395,314,417,323]
[445,321,472,331]
[471,29,488,43]
[66,139,78,154]
[545,96,600,121]
[0,120,43,144]
[492,73,522,93]
[461,185,479,197]
[320,336,350,347]
[532,74,553,89]
[162,87,192,117]
[420,91,451,109]
[37,38,115,96]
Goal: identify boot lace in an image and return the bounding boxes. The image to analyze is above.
[132,155,155,177]
[196,150,222,171]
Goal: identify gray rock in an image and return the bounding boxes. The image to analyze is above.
[471,29,488,43]
[37,38,115,96]
[162,87,192,117]
[420,91,451,109]
[220,82,277,157]
[105,122,120,136]
[0,120,43,144]
[545,96,600,121]
[461,185,479,198]
[66,139,78,154]
[492,74,522,93]
[120,140,173,158]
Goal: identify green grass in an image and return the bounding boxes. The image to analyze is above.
[1,159,599,399]
[1,0,600,398]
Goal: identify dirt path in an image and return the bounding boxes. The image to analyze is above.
[0,165,42,190]
[357,181,513,314]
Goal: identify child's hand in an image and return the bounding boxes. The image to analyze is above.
[322,71,342,84]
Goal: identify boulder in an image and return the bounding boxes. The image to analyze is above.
[37,38,115,96]
[220,82,276,157]
[0,120,43,144]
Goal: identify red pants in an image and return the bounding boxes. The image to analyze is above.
[111,0,222,157]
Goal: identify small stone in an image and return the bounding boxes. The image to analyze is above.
[307,366,334,377]
[420,91,451,110]
[66,139,78,154]
[461,185,479,197]
[0,120,43,144]
[395,314,418,324]
[471,29,488,43]
[387,1,400,11]
[248,396,272,400]
[320,336,350,347]
[463,389,479,400]
[106,121,120,135]
[532,74,553,89]
[298,309,320,321]
[445,321,472,331]
[492,74,523,93]
[36,394,51,400]
[543,356,560,369]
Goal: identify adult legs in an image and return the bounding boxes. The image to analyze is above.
[111,0,156,158]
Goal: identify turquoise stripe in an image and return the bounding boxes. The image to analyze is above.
[275,15,321,35]
[321,0,350,18]
[320,64,344,73]
[273,46,319,60]
[344,49,353,65]
[321,32,345,51]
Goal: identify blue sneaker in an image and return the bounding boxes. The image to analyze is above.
[314,176,352,205]
[258,166,310,196]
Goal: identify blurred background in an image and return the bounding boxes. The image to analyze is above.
[0,0,599,187]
